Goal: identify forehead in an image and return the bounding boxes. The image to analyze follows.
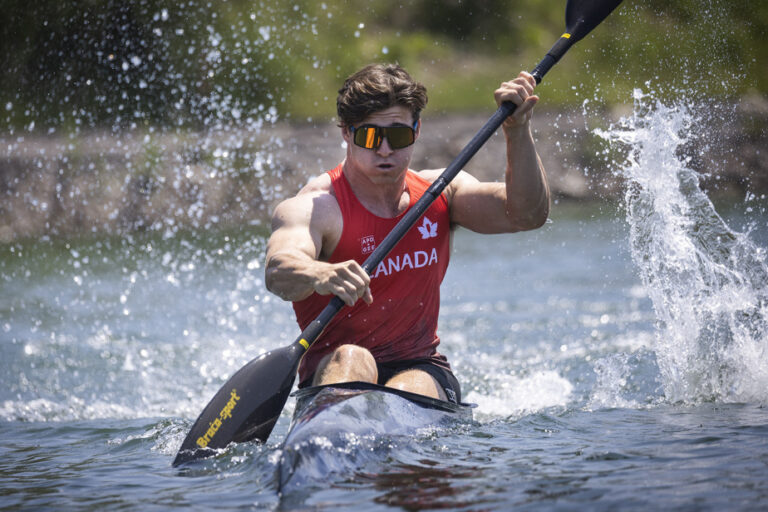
[360,105,414,126]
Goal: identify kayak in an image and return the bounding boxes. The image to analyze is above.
[276,381,475,490]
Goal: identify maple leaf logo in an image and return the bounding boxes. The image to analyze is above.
[417,216,438,239]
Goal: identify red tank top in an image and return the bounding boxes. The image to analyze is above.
[293,163,452,383]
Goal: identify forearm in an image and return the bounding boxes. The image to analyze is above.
[503,124,550,230]
[265,251,322,302]
[265,250,373,306]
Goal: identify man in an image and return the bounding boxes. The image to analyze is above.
[265,63,548,404]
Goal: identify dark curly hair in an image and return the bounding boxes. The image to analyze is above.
[336,64,428,128]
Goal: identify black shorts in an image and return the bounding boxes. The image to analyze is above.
[299,357,462,404]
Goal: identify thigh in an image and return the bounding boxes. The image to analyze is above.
[378,360,461,404]
[384,369,447,401]
[306,344,378,387]
[408,362,461,404]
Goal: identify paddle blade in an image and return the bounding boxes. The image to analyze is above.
[565,0,624,43]
[173,342,303,466]
[531,0,623,82]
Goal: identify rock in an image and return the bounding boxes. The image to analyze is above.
[0,106,765,241]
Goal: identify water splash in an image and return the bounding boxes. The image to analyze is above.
[0,2,319,241]
[464,370,573,421]
[0,3,321,423]
[596,92,768,404]
[586,351,659,410]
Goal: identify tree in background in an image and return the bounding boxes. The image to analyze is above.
[1,0,766,131]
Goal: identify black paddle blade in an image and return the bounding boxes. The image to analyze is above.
[566,0,624,43]
[531,0,623,83]
[172,342,303,466]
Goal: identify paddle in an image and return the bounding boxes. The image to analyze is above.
[173,0,624,466]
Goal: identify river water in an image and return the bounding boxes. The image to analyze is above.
[2,99,767,510]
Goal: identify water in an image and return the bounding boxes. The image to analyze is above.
[3,0,767,508]
[3,140,768,511]
[598,95,768,405]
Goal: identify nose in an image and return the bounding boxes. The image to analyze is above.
[376,136,394,156]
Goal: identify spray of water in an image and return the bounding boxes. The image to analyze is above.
[596,91,768,404]
[0,2,319,241]
[0,2,315,423]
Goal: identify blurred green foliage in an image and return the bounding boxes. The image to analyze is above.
[1,0,766,131]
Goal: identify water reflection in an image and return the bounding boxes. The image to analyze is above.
[357,462,484,510]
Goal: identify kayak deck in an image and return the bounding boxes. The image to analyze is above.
[277,381,474,490]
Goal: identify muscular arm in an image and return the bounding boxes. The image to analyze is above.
[447,72,550,234]
[264,186,372,306]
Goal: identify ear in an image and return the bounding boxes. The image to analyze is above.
[341,125,352,145]
[414,119,421,140]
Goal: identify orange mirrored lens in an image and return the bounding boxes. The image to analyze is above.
[352,125,415,150]
[364,127,378,149]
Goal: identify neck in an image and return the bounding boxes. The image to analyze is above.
[341,160,410,218]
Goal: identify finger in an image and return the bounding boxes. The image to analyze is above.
[322,276,352,304]
[339,277,367,306]
[503,96,538,127]
[335,267,371,306]
[496,90,523,108]
[340,283,360,306]
[496,73,536,103]
[517,76,535,96]
[518,71,536,88]
[511,95,538,118]
[338,265,370,295]
[328,285,355,306]
[505,91,526,106]
[341,260,370,281]
[316,270,358,305]
[496,84,530,107]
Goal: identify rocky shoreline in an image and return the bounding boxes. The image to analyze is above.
[1,102,766,242]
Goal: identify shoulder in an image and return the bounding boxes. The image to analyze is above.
[270,172,344,259]
[297,172,333,196]
[413,168,479,206]
[412,168,441,184]
[272,173,340,229]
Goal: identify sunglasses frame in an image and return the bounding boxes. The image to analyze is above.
[349,121,419,150]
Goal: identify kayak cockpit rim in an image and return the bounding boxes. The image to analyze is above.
[290,380,476,414]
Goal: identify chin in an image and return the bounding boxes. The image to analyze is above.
[370,169,405,184]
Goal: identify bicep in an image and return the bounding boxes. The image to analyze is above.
[267,190,343,263]
[448,173,513,234]
[266,199,325,265]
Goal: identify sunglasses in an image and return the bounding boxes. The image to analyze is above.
[349,122,418,150]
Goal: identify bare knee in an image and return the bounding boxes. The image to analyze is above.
[313,344,377,386]
[330,344,373,364]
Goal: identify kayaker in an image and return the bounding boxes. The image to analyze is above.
[265,63,549,405]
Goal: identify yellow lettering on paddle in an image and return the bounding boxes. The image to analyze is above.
[562,33,571,39]
[195,388,241,448]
